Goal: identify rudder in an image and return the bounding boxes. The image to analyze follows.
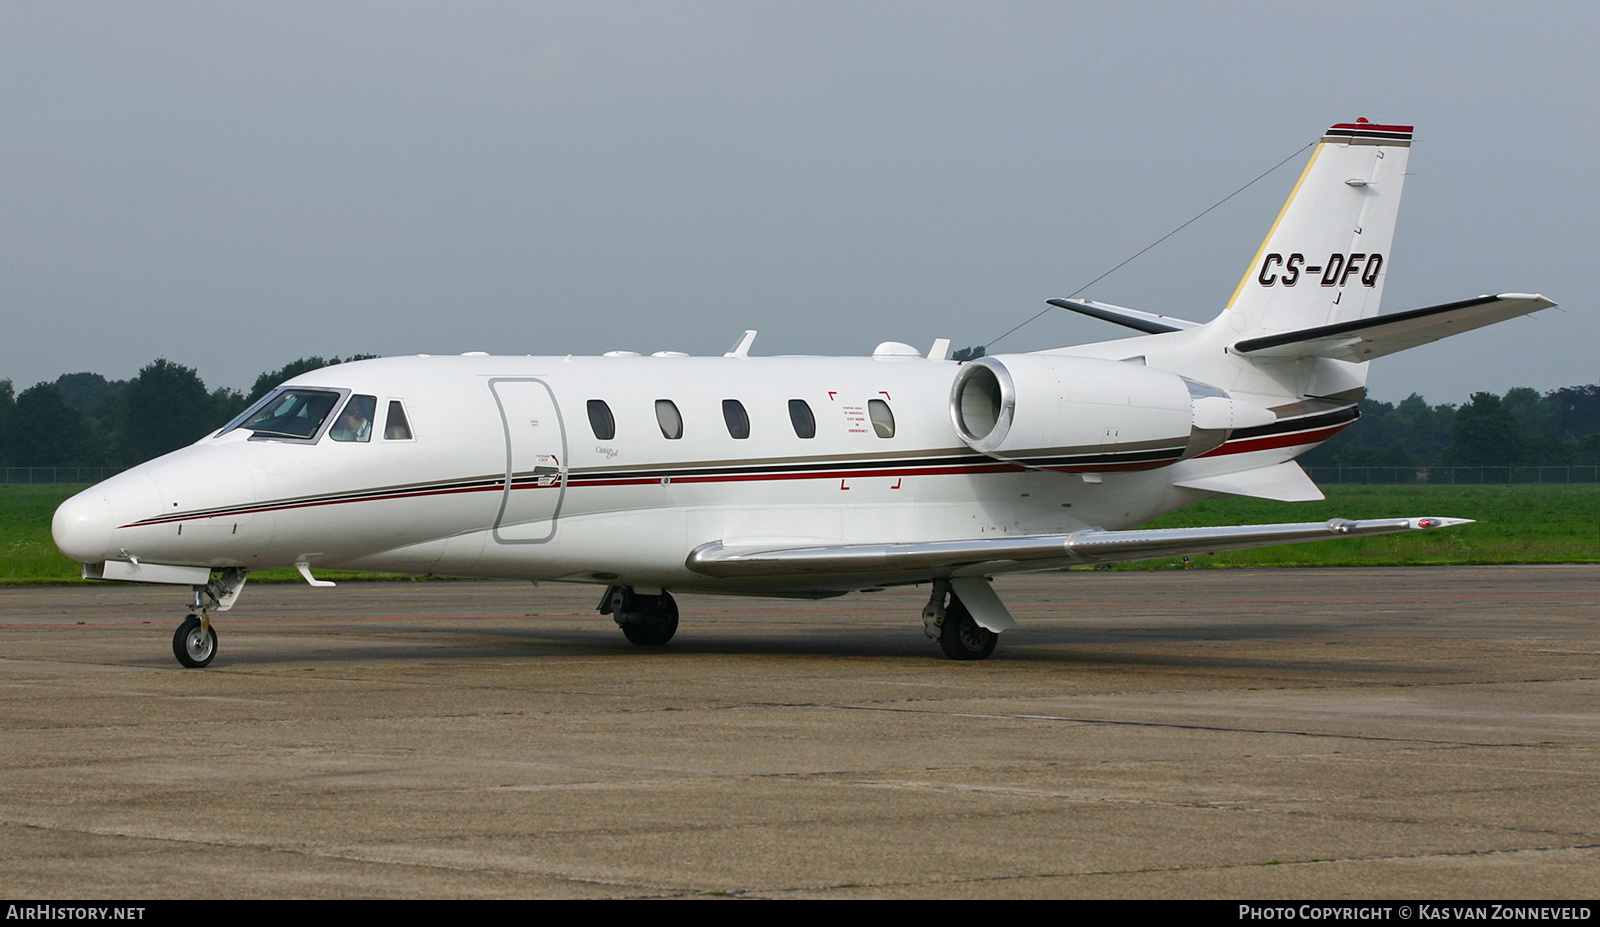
[1223,121,1412,338]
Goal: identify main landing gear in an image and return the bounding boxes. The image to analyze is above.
[171,568,248,668]
[599,585,679,646]
[923,580,999,660]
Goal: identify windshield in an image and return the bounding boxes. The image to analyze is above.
[232,388,344,440]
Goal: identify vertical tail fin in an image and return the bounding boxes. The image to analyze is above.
[1223,121,1411,338]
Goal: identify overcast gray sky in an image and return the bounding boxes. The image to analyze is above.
[3,1,1594,404]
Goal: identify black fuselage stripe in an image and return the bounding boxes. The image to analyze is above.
[123,407,1354,527]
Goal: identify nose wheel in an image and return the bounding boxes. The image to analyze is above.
[173,615,217,668]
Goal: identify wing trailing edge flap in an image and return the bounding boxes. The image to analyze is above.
[1171,460,1325,502]
[686,516,1470,578]
[1231,294,1556,362]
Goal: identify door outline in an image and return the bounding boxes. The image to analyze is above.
[489,377,567,544]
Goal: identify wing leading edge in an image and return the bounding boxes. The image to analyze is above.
[686,516,1470,578]
[1231,293,1555,362]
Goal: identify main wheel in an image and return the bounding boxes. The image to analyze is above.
[938,596,996,660]
[620,592,679,646]
[173,615,217,668]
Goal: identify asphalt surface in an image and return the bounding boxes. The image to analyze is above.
[2,566,1598,899]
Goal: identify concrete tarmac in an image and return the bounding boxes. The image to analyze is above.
[1,566,1598,899]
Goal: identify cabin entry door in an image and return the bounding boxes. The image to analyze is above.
[489,378,567,544]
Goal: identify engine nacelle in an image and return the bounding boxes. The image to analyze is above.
[949,355,1274,471]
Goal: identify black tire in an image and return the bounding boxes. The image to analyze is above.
[938,595,997,660]
[620,591,679,646]
[173,615,217,668]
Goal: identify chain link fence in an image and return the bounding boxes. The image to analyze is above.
[2,467,130,484]
[1304,466,1600,484]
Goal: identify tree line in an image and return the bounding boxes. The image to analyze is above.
[1297,386,1600,469]
[2,356,1599,469]
[0,356,372,468]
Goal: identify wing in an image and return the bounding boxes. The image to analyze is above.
[1231,293,1555,362]
[686,516,1470,578]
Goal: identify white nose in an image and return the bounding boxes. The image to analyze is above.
[53,487,114,564]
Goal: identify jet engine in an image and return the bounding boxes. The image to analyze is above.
[949,355,1274,470]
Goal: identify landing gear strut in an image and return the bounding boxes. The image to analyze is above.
[923,580,998,660]
[171,568,248,668]
[599,585,679,646]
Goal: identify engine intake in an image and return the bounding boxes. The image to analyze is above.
[949,355,1272,470]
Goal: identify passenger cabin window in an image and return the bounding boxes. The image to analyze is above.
[788,399,816,439]
[587,400,615,440]
[868,399,895,438]
[330,394,377,442]
[232,388,343,440]
[722,399,750,439]
[655,399,683,440]
[384,400,413,440]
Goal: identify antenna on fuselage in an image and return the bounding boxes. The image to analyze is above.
[724,330,758,358]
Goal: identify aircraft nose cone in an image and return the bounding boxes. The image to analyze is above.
[53,488,114,564]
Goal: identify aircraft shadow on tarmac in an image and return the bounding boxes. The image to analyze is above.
[146,610,1432,678]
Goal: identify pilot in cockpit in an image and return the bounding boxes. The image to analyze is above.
[329,395,376,442]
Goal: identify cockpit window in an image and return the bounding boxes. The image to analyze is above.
[329,395,376,442]
[229,388,345,440]
[384,400,413,440]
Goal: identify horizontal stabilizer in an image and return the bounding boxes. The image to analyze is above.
[1172,461,1324,502]
[686,517,1468,577]
[1232,293,1555,361]
[1046,298,1201,334]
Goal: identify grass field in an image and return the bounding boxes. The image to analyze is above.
[1137,483,1600,567]
[6,482,1596,584]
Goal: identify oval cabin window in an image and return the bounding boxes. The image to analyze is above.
[722,399,750,439]
[868,399,895,438]
[655,399,683,440]
[788,399,816,439]
[587,400,615,440]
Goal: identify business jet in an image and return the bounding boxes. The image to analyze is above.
[53,120,1554,666]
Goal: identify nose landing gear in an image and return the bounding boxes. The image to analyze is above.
[170,568,248,668]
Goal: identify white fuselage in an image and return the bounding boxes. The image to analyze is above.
[55,351,1262,596]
